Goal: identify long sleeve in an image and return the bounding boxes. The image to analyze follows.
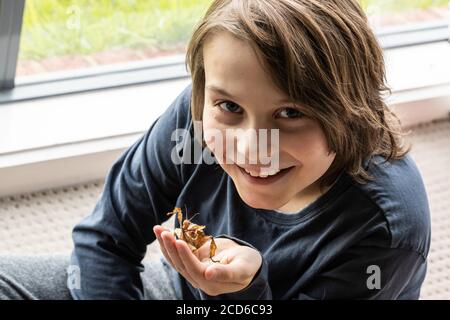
[69,84,192,299]
[294,245,427,300]
[194,241,426,300]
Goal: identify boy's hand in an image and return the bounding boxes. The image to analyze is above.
[153,225,262,296]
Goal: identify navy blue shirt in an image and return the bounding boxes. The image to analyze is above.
[70,83,431,300]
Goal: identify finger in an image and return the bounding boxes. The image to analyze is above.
[161,231,201,289]
[153,226,175,267]
[194,239,226,261]
[193,240,212,259]
[153,227,175,268]
[160,231,185,271]
[175,240,243,296]
[175,239,207,282]
[153,225,171,240]
[153,225,171,239]
[154,227,197,287]
[194,237,235,261]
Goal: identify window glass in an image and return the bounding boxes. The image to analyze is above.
[16,0,449,78]
[17,0,212,77]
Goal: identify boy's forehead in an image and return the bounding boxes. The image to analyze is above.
[203,32,264,80]
[203,32,291,105]
[205,84,293,106]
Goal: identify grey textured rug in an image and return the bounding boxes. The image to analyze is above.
[1,119,449,299]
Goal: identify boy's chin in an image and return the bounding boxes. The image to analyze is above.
[237,190,285,211]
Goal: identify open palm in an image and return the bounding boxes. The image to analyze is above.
[153,226,262,296]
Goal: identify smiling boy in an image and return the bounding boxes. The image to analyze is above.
[0,0,430,300]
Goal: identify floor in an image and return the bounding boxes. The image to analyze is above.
[0,118,449,299]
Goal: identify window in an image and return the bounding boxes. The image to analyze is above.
[0,0,449,104]
[17,0,212,77]
[363,0,448,30]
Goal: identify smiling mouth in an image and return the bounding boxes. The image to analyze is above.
[235,164,295,182]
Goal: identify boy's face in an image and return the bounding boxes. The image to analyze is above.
[202,31,336,211]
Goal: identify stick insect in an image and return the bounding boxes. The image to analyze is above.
[166,206,219,263]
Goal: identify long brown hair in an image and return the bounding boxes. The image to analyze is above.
[185,0,409,185]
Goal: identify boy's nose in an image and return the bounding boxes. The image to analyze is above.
[234,129,276,166]
[236,134,256,165]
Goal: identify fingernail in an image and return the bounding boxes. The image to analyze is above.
[161,231,169,238]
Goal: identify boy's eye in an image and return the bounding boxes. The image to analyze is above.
[215,101,304,119]
[277,107,303,119]
[217,101,243,114]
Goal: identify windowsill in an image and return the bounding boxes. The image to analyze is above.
[0,78,190,156]
[1,41,450,197]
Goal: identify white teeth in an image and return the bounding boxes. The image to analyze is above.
[245,169,260,177]
[260,168,281,176]
[243,167,281,178]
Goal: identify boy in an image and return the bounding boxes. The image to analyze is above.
[0,0,430,300]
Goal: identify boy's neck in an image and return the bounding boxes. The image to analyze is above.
[276,178,336,214]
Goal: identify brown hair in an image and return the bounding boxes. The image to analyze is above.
[185,0,409,186]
